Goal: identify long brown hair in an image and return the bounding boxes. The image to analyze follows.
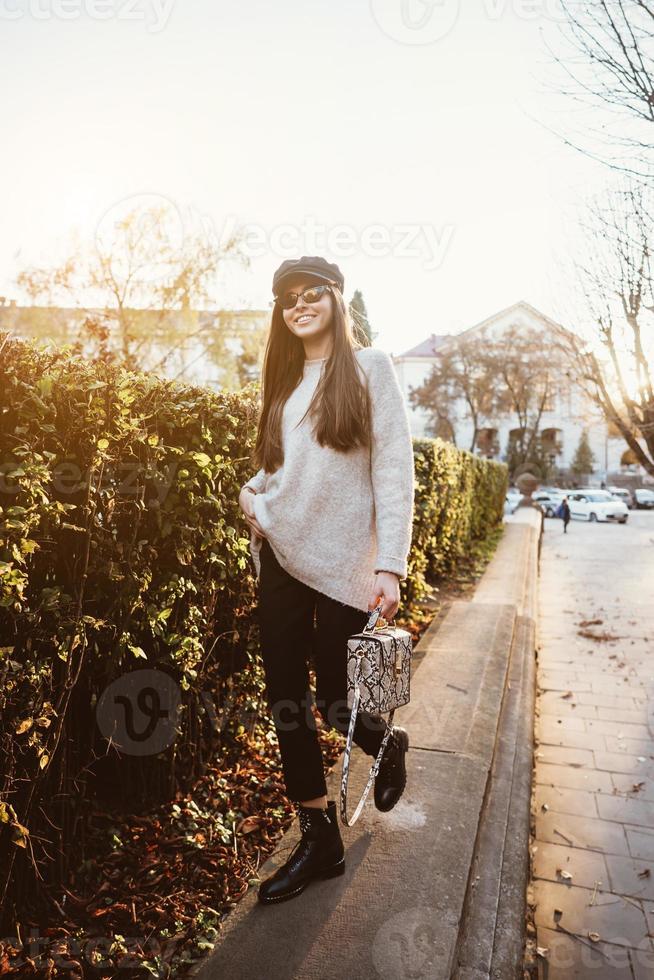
[251,286,372,474]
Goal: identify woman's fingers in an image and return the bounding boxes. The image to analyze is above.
[369,575,400,619]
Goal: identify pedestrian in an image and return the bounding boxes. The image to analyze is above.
[561,496,571,533]
[238,256,415,904]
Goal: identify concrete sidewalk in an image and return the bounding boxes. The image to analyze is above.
[531,511,654,979]
[191,510,542,980]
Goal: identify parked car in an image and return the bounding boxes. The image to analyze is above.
[607,487,634,509]
[533,490,565,517]
[634,488,654,510]
[567,490,629,523]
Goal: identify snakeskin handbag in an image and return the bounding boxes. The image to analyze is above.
[340,599,412,826]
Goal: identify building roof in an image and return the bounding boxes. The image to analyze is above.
[396,333,452,358]
[395,301,566,360]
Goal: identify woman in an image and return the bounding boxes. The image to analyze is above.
[238,256,415,904]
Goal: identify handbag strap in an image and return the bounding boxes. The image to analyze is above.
[339,664,395,827]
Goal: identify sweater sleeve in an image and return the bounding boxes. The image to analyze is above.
[366,350,415,578]
[242,467,267,494]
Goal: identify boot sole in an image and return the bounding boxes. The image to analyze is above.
[257,857,345,904]
[375,730,410,812]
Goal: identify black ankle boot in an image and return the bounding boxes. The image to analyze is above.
[374,726,409,812]
[257,799,345,904]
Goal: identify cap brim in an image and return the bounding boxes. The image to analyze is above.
[274,270,336,295]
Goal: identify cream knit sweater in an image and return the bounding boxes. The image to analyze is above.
[243,346,415,613]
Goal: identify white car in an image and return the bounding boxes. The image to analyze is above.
[608,487,634,508]
[567,490,629,523]
[533,490,565,517]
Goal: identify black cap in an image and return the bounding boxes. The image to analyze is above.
[272,256,344,297]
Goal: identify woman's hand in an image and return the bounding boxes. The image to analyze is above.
[239,487,267,540]
[368,571,401,621]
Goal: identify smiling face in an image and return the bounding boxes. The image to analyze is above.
[280,278,336,358]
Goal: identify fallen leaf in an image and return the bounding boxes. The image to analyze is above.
[237,816,261,835]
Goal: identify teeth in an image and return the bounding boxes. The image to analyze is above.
[297,315,315,324]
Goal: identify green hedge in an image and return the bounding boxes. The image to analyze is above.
[403,438,507,607]
[0,332,506,925]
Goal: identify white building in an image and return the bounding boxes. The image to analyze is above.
[391,301,646,482]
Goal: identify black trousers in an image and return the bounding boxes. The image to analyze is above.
[257,537,387,802]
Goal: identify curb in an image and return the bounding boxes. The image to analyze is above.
[453,509,542,979]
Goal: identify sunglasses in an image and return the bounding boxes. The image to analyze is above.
[274,283,333,310]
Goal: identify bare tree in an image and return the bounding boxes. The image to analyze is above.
[15,199,248,373]
[550,0,654,180]
[554,182,654,475]
[408,332,502,450]
[408,327,565,467]
[486,326,567,472]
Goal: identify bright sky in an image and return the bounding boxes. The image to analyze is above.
[1,0,609,356]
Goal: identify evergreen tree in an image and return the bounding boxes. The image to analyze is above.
[349,290,375,346]
[570,429,596,478]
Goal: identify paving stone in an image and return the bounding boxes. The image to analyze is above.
[536,745,595,768]
[534,784,599,819]
[574,692,644,710]
[538,715,588,733]
[610,774,654,801]
[594,752,654,776]
[535,763,613,793]
[604,734,654,755]
[537,726,604,752]
[539,671,592,692]
[538,697,598,720]
[595,794,654,828]
[631,941,654,980]
[532,841,609,891]
[626,826,654,861]
[605,853,654,901]
[591,680,647,697]
[535,925,637,978]
[594,706,653,725]
[533,879,650,948]
[536,811,629,856]
[589,718,651,740]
